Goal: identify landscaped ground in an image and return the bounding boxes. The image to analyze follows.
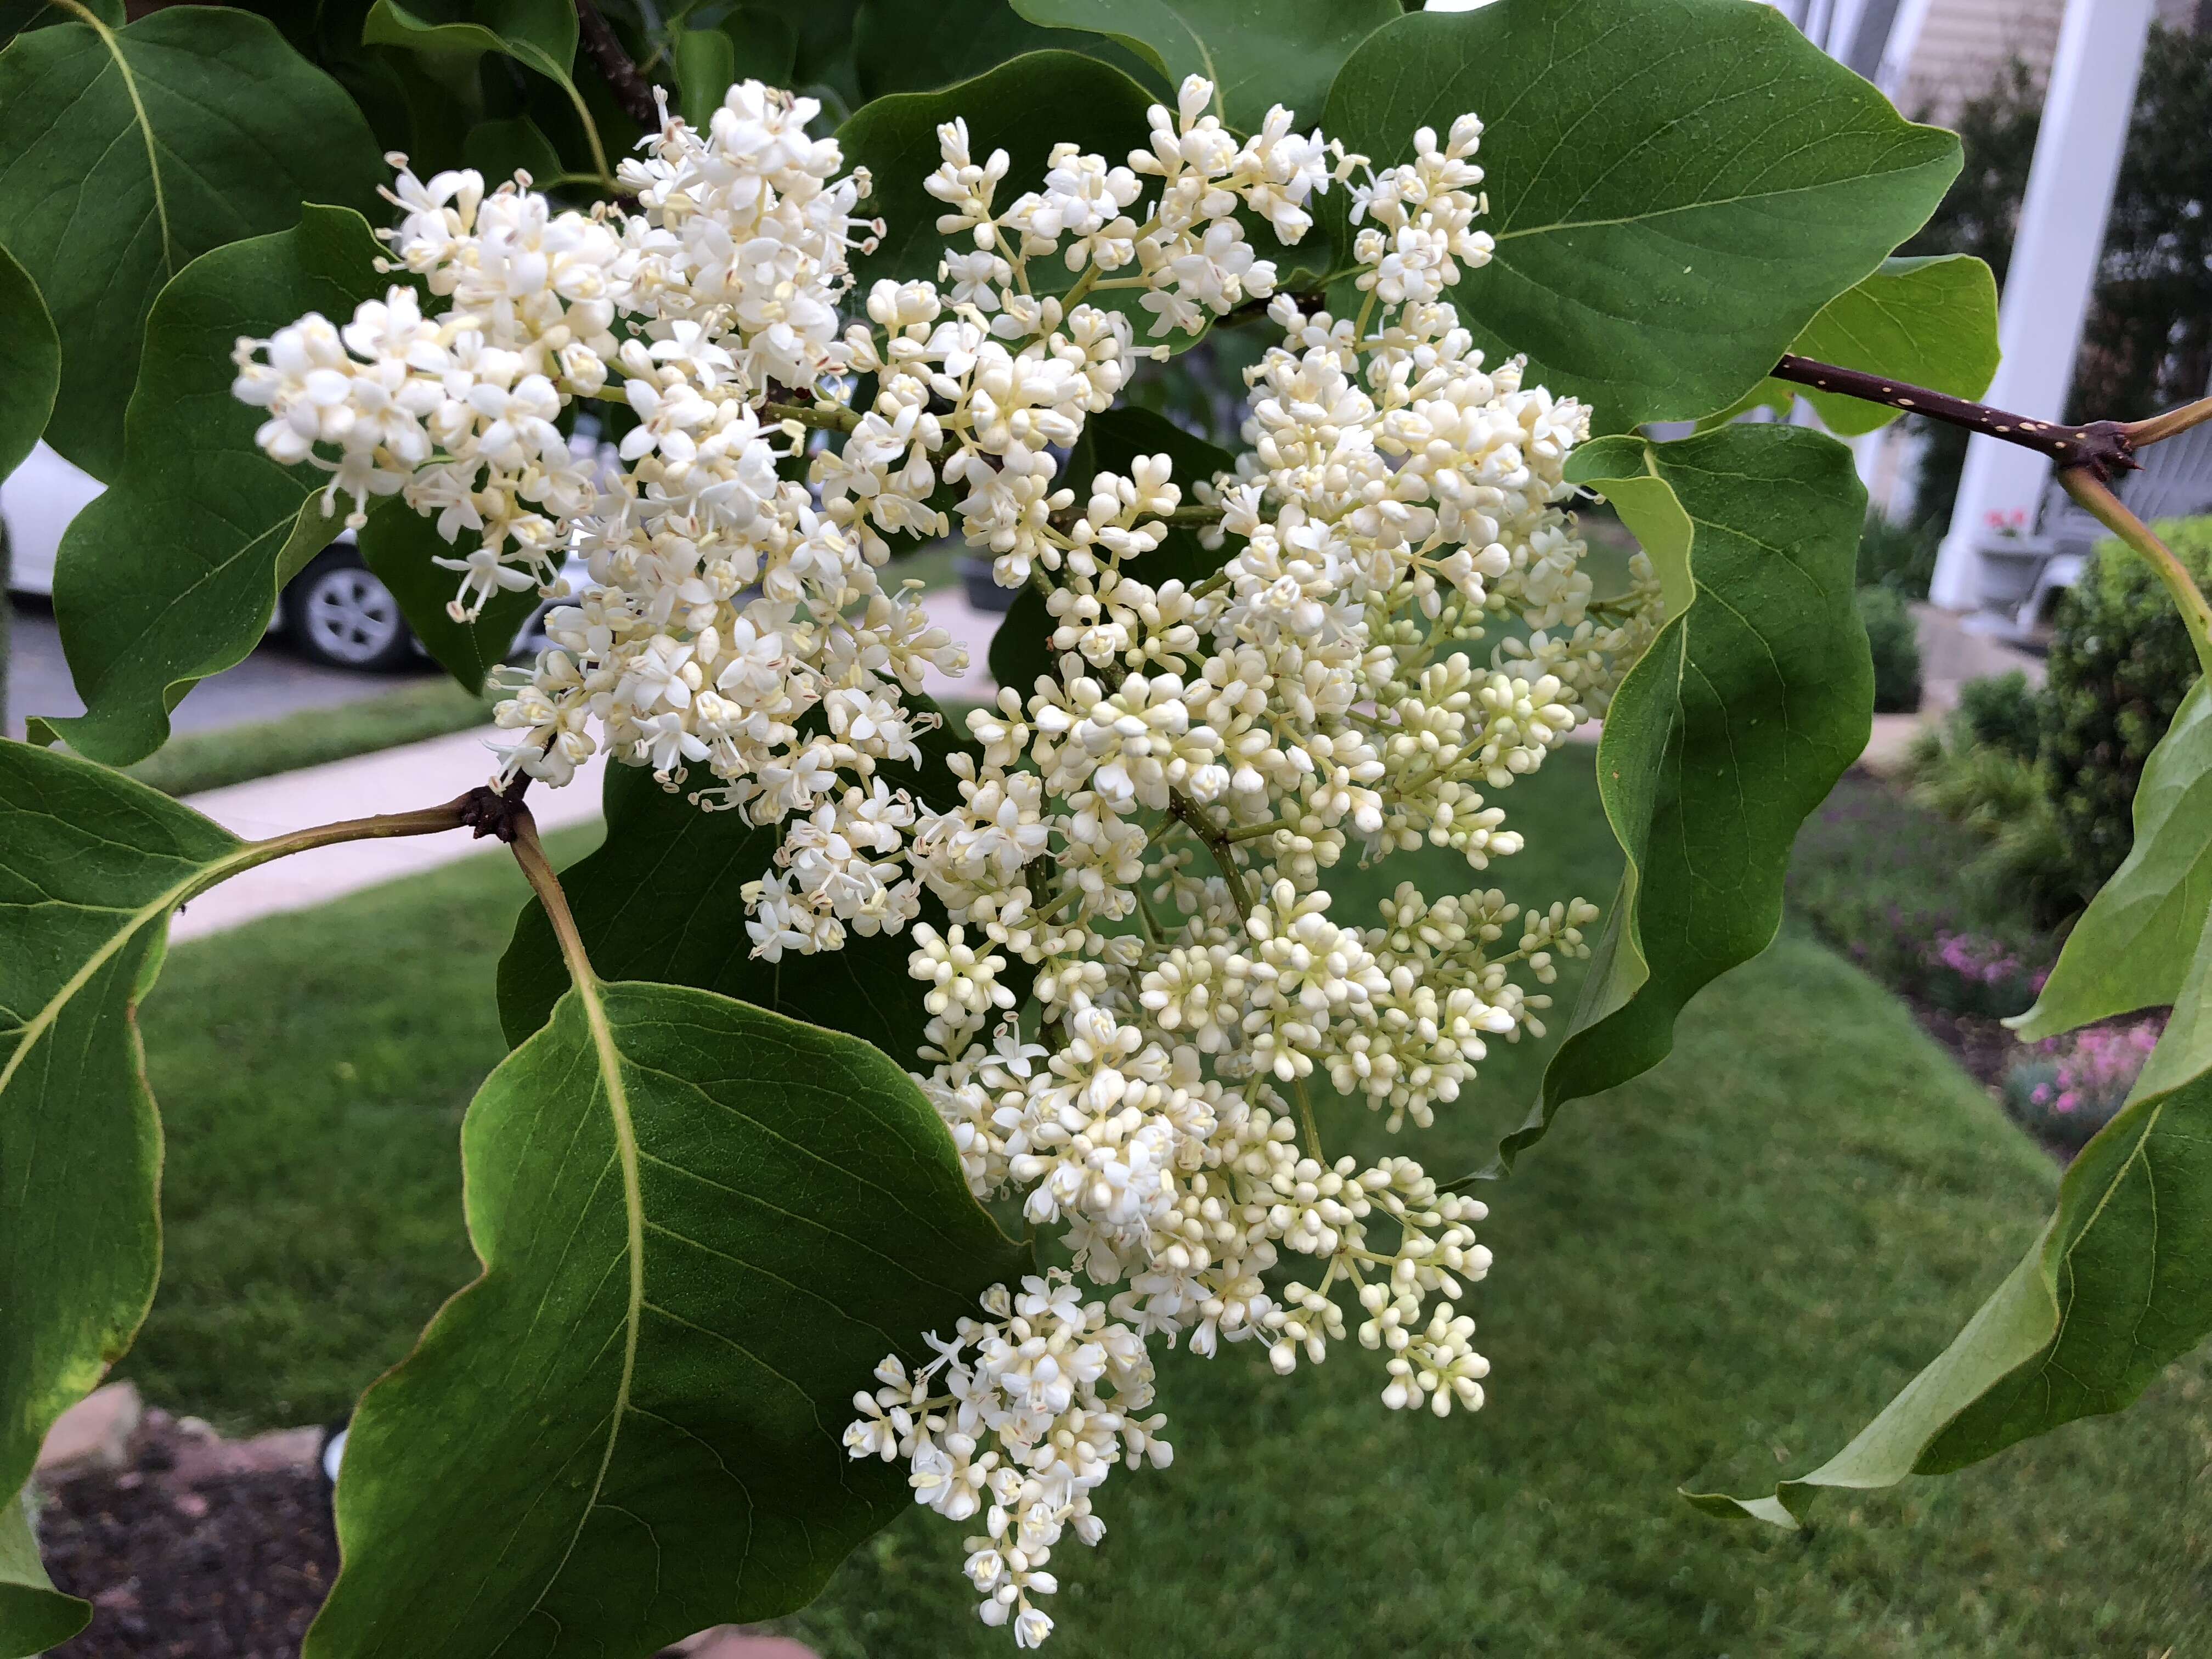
[107,749,2212,1656]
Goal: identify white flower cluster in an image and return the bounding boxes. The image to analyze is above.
[232,74,1666,1646]
[845,1272,1167,1649]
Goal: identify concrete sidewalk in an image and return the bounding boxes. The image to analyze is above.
[172,728,606,943]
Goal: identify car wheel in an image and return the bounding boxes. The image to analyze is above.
[284,548,413,670]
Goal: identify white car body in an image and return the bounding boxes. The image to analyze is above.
[1,442,105,595]
[5,432,597,665]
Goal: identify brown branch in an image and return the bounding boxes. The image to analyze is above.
[575,0,663,132]
[1768,357,2212,673]
[1769,354,2141,482]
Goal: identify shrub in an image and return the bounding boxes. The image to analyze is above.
[1857,512,1939,596]
[2040,515,2212,891]
[2004,1017,2164,1150]
[1909,709,2084,925]
[1920,930,2045,1019]
[1956,669,2043,759]
[1856,585,1923,713]
[1911,736,2043,839]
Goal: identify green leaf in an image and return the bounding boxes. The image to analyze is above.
[1011,0,1398,134]
[498,699,1006,1053]
[31,206,392,767]
[853,0,1165,102]
[0,742,253,1518]
[460,112,563,184]
[0,0,116,46]
[306,977,1029,1656]
[1697,905,2212,1527]
[760,0,861,109]
[0,1487,88,1657]
[1492,424,1872,1171]
[2012,679,2212,1040]
[1732,255,2004,436]
[356,496,540,695]
[1321,1,1961,432]
[988,406,1231,696]
[0,5,383,479]
[673,12,797,126]
[840,49,1155,301]
[0,242,57,482]
[362,0,576,80]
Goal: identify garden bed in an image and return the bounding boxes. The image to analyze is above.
[38,1410,336,1658]
[1786,768,2163,1156]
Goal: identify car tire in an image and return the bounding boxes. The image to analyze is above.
[284,546,413,670]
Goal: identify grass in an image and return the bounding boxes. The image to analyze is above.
[121,826,597,1425]
[122,752,2212,1655]
[115,676,496,798]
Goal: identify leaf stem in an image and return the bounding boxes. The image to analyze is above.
[2124,396,2212,449]
[509,806,599,989]
[2056,471,2212,681]
[550,66,620,194]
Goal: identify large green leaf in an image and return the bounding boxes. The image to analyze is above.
[460,112,563,185]
[361,0,576,80]
[0,0,117,43]
[1492,424,1872,1171]
[839,49,1155,301]
[498,698,1005,1054]
[1696,906,2212,1526]
[987,405,1231,696]
[0,5,382,479]
[673,12,797,127]
[0,742,249,1533]
[0,1488,88,1657]
[2012,680,2212,1040]
[0,241,57,481]
[1322,1,1961,432]
[356,495,541,695]
[852,0,1165,103]
[1011,0,1398,133]
[758,0,861,109]
[31,206,391,766]
[307,975,1029,1656]
[1717,255,2003,436]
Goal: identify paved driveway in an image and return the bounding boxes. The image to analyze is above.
[4,599,436,742]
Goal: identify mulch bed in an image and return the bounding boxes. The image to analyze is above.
[41,1469,337,1657]
[33,1410,759,1656]
[38,1417,336,1658]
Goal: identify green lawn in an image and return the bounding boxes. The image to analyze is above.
[116,675,497,798]
[122,751,2212,1655]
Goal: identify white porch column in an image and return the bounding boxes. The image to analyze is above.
[1929,0,2155,610]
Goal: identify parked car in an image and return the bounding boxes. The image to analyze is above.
[3,441,590,672]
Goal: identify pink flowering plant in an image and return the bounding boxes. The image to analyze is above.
[2005,1017,2166,1151]
[4,0,2212,1652]
[1923,930,2047,1019]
